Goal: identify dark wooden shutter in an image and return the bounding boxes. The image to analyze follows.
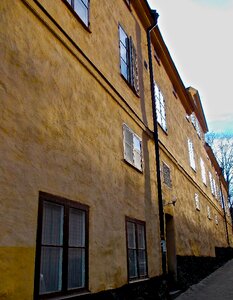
[129,37,139,95]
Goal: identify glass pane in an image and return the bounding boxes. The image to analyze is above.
[69,208,85,247]
[137,224,145,249]
[134,151,141,170]
[127,222,136,248]
[119,26,127,45]
[81,0,88,7]
[40,247,62,294]
[138,250,147,276]
[120,42,127,63]
[121,59,129,80]
[128,249,138,279]
[74,0,88,25]
[133,136,141,152]
[42,202,63,246]
[68,248,85,289]
[125,143,133,163]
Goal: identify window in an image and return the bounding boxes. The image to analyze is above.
[209,172,215,195]
[200,158,207,185]
[119,25,139,94]
[126,218,148,280]
[215,215,218,225]
[154,82,167,131]
[35,192,89,298]
[194,193,200,211]
[190,113,201,138]
[65,0,89,26]
[123,124,142,171]
[207,205,211,219]
[188,139,196,170]
[162,162,172,188]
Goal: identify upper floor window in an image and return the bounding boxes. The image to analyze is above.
[190,113,201,138]
[209,172,216,196]
[123,124,142,171]
[200,158,207,185]
[188,139,196,170]
[119,25,139,94]
[35,192,89,298]
[162,162,172,188]
[154,82,167,131]
[126,218,148,281]
[66,0,89,27]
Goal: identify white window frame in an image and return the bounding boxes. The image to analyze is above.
[200,158,207,185]
[215,214,218,225]
[194,193,200,211]
[188,139,196,170]
[154,82,167,132]
[209,172,215,195]
[123,124,143,171]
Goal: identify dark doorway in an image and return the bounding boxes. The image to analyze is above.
[165,214,177,281]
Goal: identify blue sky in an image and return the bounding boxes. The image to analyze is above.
[148,0,233,134]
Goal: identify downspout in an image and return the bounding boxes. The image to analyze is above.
[219,175,230,246]
[147,10,167,275]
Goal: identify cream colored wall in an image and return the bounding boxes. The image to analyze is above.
[153,56,232,257]
[0,1,161,299]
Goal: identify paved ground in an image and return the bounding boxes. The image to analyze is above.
[176,259,233,300]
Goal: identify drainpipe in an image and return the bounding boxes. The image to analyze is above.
[147,10,167,275]
[219,175,230,246]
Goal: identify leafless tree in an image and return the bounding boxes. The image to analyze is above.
[206,132,233,209]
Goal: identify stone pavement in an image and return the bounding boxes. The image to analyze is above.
[176,259,233,300]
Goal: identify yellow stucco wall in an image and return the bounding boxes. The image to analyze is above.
[0,0,232,299]
[0,0,160,298]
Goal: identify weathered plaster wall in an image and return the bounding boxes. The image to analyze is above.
[0,1,160,298]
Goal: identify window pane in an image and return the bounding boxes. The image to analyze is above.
[40,247,63,294]
[69,208,85,247]
[134,151,141,170]
[119,27,127,46]
[74,0,88,25]
[137,224,145,249]
[127,222,136,248]
[138,250,147,276]
[68,248,85,289]
[120,43,127,63]
[133,136,141,152]
[121,59,129,80]
[128,249,138,278]
[42,202,63,246]
[125,143,134,163]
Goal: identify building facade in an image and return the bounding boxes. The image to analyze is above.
[0,0,232,299]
